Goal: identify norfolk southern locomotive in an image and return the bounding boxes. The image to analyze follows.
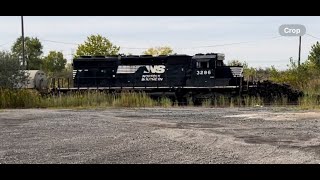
[68,53,302,104]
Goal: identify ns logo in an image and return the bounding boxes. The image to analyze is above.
[143,65,166,74]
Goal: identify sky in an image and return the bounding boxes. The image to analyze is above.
[1,16,320,70]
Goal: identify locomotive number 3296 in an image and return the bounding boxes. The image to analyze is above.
[196,70,211,75]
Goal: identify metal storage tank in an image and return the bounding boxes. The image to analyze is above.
[19,70,48,90]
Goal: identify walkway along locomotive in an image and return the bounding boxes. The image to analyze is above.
[52,53,302,105]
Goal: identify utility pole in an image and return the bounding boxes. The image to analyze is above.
[298,36,301,66]
[279,24,306,67]
[21,16,26,69]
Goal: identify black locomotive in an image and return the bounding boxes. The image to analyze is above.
[72,53,246,102]
[70,53,302,104]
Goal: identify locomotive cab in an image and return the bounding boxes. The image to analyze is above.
[186,53,231,87]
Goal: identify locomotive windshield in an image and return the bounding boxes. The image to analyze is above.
[196,61,209,68]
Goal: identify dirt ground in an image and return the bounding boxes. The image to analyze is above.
[1,107,320,164]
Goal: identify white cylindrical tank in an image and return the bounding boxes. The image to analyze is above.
[23,70,48,90]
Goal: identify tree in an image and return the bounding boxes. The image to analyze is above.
[74,34,120,58]
[308,41,320,69]
[227,60,245,67]
[11,36,43,70]
[143,46,174,56]
[0,51,28,88]
[270,57,313,90]
[43,51,67,73]
[65,63,73,72]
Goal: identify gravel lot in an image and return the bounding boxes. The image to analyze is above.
[1,107,320,164]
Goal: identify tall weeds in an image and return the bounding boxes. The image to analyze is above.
[0,89,158,109]
[0,88,315,109]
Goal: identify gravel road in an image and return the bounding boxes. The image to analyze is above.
[1,107,320,164]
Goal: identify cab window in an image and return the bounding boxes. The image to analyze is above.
[196,61,209,68]
[216,60,222,67]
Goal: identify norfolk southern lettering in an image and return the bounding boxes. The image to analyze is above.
[144,65,166,74]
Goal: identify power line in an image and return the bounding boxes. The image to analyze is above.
[40,39,149,49]
[37,35,283,50]
[306,33,320,40]
[121,47,149,50]
[121,35,283,50]
[0,41,11,48]
[185,36,283,49]
[40,39,78,45]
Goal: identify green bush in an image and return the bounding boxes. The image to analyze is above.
[158,97,172,108]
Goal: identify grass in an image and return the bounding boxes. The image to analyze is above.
[158,97,173,108]
[200,95,264,108]
[201,99,211,107]
[42,91,114,108]
[1,88,318,109]
[298,94,320,109]
[112,92,155,108]
[0,89,158,109]
[187,97,194,106]
[0,88,42,109]
[173,100,179,107]
[244,96,263,107]
[0,89,178,109]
